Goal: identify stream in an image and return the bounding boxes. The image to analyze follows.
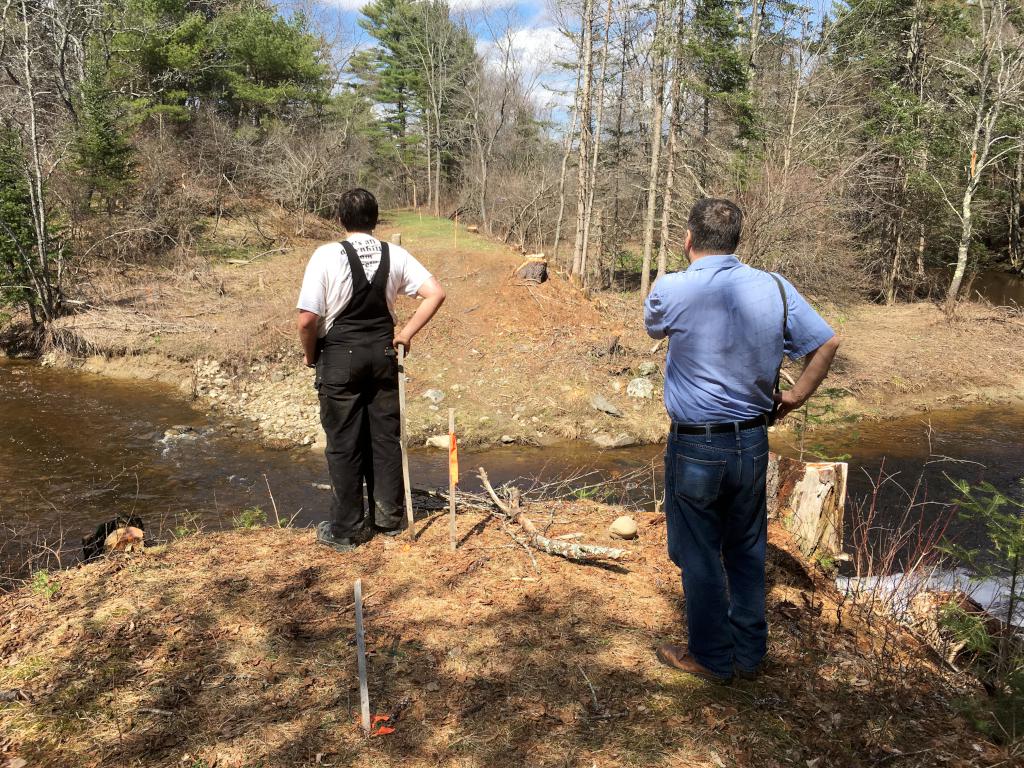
[2,358,1022,575]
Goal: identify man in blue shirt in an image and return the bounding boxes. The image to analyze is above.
[644,198,839,683]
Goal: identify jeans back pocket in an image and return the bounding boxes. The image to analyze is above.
[674,453,727,505]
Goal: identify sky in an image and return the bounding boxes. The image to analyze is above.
[309,0,576,115]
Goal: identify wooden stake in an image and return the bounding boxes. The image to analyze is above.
[354,578,371,735]
[448,408,457,551]
[397,344,415,540]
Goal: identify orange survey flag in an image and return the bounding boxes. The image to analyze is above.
[449,429,459,484]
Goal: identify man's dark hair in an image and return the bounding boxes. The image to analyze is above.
[337,188,379,232]
[687,198,743,254]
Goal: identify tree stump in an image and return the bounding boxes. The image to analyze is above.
[767,454,847,557]
[515,255,548,284]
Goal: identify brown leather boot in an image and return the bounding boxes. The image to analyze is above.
[656,643,732,684]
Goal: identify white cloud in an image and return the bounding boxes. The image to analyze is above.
[319,0,517,10]
[477,25,575,116]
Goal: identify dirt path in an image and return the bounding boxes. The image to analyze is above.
[36,208,1024,451]
[0,498,1002,767]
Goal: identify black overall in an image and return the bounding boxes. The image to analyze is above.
[315,241,403,537]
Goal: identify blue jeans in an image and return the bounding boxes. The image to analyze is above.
[664,425,770,678]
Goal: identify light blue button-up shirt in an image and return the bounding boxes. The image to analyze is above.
[644,254,835,424]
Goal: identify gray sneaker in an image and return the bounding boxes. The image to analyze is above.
[316,521,358,552]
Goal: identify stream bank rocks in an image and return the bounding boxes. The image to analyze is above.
[182,356,667,452]
[626,377,654,399]
[590,394,623,417]
[592,432,637,449]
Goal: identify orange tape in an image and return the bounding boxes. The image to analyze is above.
[449,431,459,483]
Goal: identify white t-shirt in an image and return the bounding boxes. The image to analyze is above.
[296,233,433,338]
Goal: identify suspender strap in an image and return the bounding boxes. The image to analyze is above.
[769,273,789,424]
[340,240,369,294]
[374,242,390,292]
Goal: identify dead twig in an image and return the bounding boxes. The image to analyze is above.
[477,468,628,562]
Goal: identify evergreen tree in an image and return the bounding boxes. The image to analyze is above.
[72,62,135,212]
[0,130,40,320]
[350,0,476,208]
[115,0,329,126]
[214,5,330,122]
[687,0,755,184]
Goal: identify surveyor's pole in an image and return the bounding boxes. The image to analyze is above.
[354,578,371,735]
[397,344,415,540]
[448,408,457,551]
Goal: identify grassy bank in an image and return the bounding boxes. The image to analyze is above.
[0,496,1007,767]
[10,207,1024,451]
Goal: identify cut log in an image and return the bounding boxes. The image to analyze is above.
[767,453,846,557]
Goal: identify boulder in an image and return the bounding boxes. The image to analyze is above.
[626,377,654,399]
[592,432,636,449]
[590,394,623,417]
[609,516,638,540]
[421,388,445,404]
[425,435,449,450]
[500,434,516,444]
[638,361,660,377]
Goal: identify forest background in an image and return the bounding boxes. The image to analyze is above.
[2,0,1023,329]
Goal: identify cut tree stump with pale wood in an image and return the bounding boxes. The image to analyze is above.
[767,453,847,557]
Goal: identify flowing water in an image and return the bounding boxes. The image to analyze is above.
[970,270,1024,306]
[2,358,1022,573]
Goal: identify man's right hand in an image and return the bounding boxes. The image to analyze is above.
[393,333,412,356]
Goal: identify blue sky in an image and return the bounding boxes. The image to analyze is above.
[310,0,575,114]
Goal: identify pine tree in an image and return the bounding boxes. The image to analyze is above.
[687,0,755,186]
[0,130,40,320]
[72,62,135,212]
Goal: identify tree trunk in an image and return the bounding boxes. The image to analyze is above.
[611,7,630,245]
[434,112,442,218]
[747,0,764,85]
[552,91,581,264]
[571,0,596,283]
[947,185,975,310]
[425,115,434,213]
[580,0,614,281]
[639,0,667,299]
[657,15,682,281]
[1011,146,1023,272]
[20,0,57,321]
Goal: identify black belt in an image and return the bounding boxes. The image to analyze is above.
[671,414,769,436]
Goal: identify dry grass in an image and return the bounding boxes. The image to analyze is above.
[0,498,1005,768]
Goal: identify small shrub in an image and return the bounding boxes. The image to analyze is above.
[31,570,60,599]
[233,506,267,529]
[173,511,203,539]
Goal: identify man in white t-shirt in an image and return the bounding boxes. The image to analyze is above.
[296,188,446,552]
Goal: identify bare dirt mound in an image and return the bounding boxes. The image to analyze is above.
[0,499,1001,767]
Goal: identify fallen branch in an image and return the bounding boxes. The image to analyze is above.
[477,468,628,562]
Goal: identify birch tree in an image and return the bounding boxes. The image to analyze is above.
[639,0,669,298]
[937,0,1024,311]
